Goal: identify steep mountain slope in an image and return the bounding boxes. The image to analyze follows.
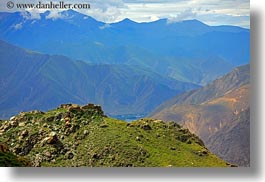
[0,40,197,119]
[206,108,250,167]
[0,103,232,167]
[152,64,250,113]
[150,65,250,166]
[0,10,250,84]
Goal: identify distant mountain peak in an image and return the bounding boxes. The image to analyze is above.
[117,18,138,25]
[183,19,208,25]
[60,9,82,17]
[167,19,209,26]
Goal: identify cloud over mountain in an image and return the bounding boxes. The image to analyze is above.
[0,0,249,27]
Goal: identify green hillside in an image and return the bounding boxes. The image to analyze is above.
[0,103,231,167]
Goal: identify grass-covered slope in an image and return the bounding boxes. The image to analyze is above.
[0,143,31,167]
[0,104,231,167]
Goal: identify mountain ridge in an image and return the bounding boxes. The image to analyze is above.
[150,64,250,115]
[0,10,250,30]
[0,10,250,85]
[0,40,198,119]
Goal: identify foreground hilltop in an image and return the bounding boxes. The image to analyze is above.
[0,103,231,167]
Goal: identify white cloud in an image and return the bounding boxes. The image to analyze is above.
[13,22,23,30]
[0,0,250,27]
[86,6,123,23]
[99,23,111,30]
[167,9,197,24]
[45,11,65,20]
[20,9,42,19]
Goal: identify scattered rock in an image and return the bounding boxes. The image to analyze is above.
[19,112,26,117]
[83,130,89,136]
[176,134,190,143]
[46,116,55,122]
[0,143,9,152]
[29,110,44,115]
[3,124,11,131]
[59,104,73,109]
[13,144,22,154]
[167,121,180,128]
[18,122,26,127]
[65,151,74,159]
[64,117,71,122]
[195,150,208,157]
[64,112,71,118]
[99,124,108,128]
[92,153,100,159]
[142,124,151,130]
[226,163,237,167]
[81,103,97,110]
[33,154,43,167]
[153,120,163,124]
[9,116,16,121]
[65,121,71,128]
[19,130,29,138]
[68,105,81,113]
[44,151,52,158]
[54,113,63,121]
[47,132,59,144]
[81,104,105,116]
[18,136,23,141]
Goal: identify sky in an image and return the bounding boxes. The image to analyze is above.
[0,0,250,28]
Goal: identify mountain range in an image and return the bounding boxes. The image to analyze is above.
[0,10,250,167]
[150,64,250,166]
[0,10,250,85]
[0,40,198,119]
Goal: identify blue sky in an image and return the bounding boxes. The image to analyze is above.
[0,0,250,28]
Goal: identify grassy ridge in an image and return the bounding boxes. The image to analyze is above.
[0,104,230,167]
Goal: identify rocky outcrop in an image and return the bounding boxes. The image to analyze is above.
[0,103,106,167]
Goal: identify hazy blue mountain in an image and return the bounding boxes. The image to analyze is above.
[0,40,198,119]
[0,10,250,85]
